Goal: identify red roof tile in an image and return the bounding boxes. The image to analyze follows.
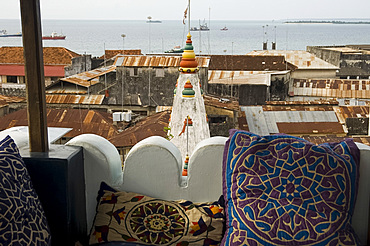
[0,46,80,65]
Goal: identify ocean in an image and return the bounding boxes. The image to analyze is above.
[1,19,370,57]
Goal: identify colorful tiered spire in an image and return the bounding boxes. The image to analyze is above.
[179,33,198,73]
[182,79,195,98]
[182,155,189,176]
[174,79,178,95]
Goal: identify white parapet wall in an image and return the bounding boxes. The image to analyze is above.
[66,134,370,244]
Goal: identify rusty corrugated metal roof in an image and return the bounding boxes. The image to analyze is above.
[45,94,104,105]
[114,55,210,68]
[108,111,171,147]
[300,135,370,146]
[208,70,275,85]
[0,108,118,139]
[293,79,370,98]
[333,106,369,124]
[265,100,338,106]
[99,49,142,59]
[0,95,25,103]
[277,122,345,135]
[60,65,115,87]
[247,50,339,70]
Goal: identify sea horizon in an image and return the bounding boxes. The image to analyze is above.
[1,19,370,57]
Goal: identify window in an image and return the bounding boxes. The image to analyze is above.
[156,68,164,77]
[129,68,139,76]
[7,76,17,83]
[209,116,227,124]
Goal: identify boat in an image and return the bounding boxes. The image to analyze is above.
[220,26,228,31]
[0,30,22,37]
[190,22,210,31]
[146,20,162,23]
[42,32,66,40]
[164,46,184,53]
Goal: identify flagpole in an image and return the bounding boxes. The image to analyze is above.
[188,0,190,33]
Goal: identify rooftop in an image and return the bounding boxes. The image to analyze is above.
[208,55,295,71]
[0,108,118,139]
[0,46,80,65]
[247,50,339,70]
[113,55,210,68]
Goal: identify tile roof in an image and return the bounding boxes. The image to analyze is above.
[0,46,80,65]
[208,55,295,71]
[108,110,171,147]
[247,50,339,70]
[292,79,370,98]
[113,55,210,68]
[0,108,118,139]
[99,49,142,59]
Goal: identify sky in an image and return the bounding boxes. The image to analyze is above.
[1,0,370,21]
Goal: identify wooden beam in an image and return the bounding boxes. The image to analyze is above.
[20,0,49,152]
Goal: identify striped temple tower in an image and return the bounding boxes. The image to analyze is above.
[169,33,210,170]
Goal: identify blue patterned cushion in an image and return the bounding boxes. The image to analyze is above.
[221,130,360,246]
[0,135,51,245]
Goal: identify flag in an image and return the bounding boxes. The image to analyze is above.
[183,7,188,25]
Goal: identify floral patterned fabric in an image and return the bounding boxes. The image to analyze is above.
[0,135,51,245]
[221,130,360,246]
[90,182,225,245]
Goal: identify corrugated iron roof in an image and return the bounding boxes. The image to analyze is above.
[0,108,118,139]
[0,95,25,103]
[45,94,104,105]
[99,49,142,59]
[247,50,339,70]
[333,106,369,125]
[241,105,344,136]
[59,65,115,87]
[300,135,370,146]
[209,55,296,71]
[113,55,210,68]
[0,46,80,65]
[292,79,370,98]
[277,122,345,135]
[108,110,171,147]
[265,100,338,107]
[207,70,287,85]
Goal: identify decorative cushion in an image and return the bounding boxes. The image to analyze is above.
[221,130,360,246]
[89,182,225,245]
[0,135,51,245]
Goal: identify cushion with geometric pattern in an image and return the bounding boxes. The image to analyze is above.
[221,130,360,246]
[89,182,225,246]
[0,135,51,245]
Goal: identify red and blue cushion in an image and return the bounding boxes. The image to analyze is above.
[221,130,360,246]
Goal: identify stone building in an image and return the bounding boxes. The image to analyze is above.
[206,55,293,105]
[0,46,81,88]
[114,55,209,106]
[307,45,370,79]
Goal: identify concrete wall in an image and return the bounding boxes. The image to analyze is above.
[64,55,92,77]
[292,69,337,79]
[115,66,208,106]
[307,46,342,66]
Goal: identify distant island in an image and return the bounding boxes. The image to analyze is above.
[285,20,370,24]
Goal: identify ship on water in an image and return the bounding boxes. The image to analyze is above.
[0,30,22,37]
[42,31,66,40]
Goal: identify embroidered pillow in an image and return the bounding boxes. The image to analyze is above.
[89,182,225,245]
[0,135,51,245]
[222,130,360,246]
